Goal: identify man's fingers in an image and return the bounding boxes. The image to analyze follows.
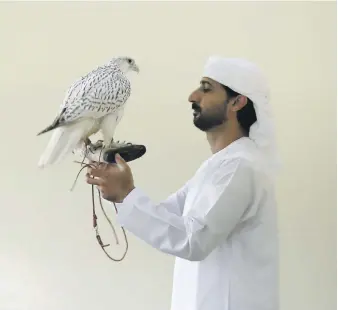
[87,166,106,177]
[86,174,104,186]
[115,153,129,171]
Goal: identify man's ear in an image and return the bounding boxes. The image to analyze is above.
[230,96,248,112]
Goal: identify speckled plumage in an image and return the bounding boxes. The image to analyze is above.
[37,56,139,168]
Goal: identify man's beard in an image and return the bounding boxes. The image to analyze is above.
[192,102,227,132]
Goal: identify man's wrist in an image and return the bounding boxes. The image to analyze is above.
[115,185,135,203]
[123,185,135,201]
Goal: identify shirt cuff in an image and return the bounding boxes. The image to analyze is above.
[114,187,144,220]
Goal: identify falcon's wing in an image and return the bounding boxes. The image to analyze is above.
[62,69,131,124]
[38,67,131,135]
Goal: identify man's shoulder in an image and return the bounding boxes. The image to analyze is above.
[193,138,271,182]
[211,139,261,168]
[210,142,271,182]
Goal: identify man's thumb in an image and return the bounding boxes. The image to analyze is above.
[115,153,127,170]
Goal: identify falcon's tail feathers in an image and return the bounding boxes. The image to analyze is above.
[37,109,66,136]
[38,125,85,169]
[37,123,59,136]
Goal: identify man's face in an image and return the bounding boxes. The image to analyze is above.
[188,78,229,131]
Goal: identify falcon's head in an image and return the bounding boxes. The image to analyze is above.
[109,56,140,74]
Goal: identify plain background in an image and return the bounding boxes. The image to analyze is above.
[0,1,336,310]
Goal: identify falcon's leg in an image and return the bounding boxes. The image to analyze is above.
[84,137,92,146]
[101,110,124,149]
[105,137,116,149]
[72,137,92,155]
[89,139,104,153]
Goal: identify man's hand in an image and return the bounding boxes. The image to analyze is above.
[86,153,135,203]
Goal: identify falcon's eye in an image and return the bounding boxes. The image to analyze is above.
[127,59,132,64]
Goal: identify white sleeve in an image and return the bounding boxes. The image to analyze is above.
[158,182,190,216]
[115,158,256,261]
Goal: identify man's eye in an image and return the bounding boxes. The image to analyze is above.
[199,85,210,92]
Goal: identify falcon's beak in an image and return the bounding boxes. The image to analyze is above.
[133,64,140,73]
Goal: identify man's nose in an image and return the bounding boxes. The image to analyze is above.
[188,89,200,103]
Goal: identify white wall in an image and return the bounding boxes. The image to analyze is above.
[0,2,336,310]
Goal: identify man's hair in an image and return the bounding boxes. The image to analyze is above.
[222,85,257,136]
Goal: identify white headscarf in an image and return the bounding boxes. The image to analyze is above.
[202,56,281,176]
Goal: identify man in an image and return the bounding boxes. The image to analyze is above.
[86,56,280,310]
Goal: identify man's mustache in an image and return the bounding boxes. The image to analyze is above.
[192,102,201,112]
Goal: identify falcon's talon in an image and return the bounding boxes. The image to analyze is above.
[84,137,92,147]
[88,145,96,154]
[88,140,104,153]
[104,140,133,150]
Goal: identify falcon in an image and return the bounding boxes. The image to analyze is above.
[37,56,139,168]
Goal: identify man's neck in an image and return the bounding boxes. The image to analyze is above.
[206,125,245,154]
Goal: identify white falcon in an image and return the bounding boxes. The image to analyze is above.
[37,56,139,168]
